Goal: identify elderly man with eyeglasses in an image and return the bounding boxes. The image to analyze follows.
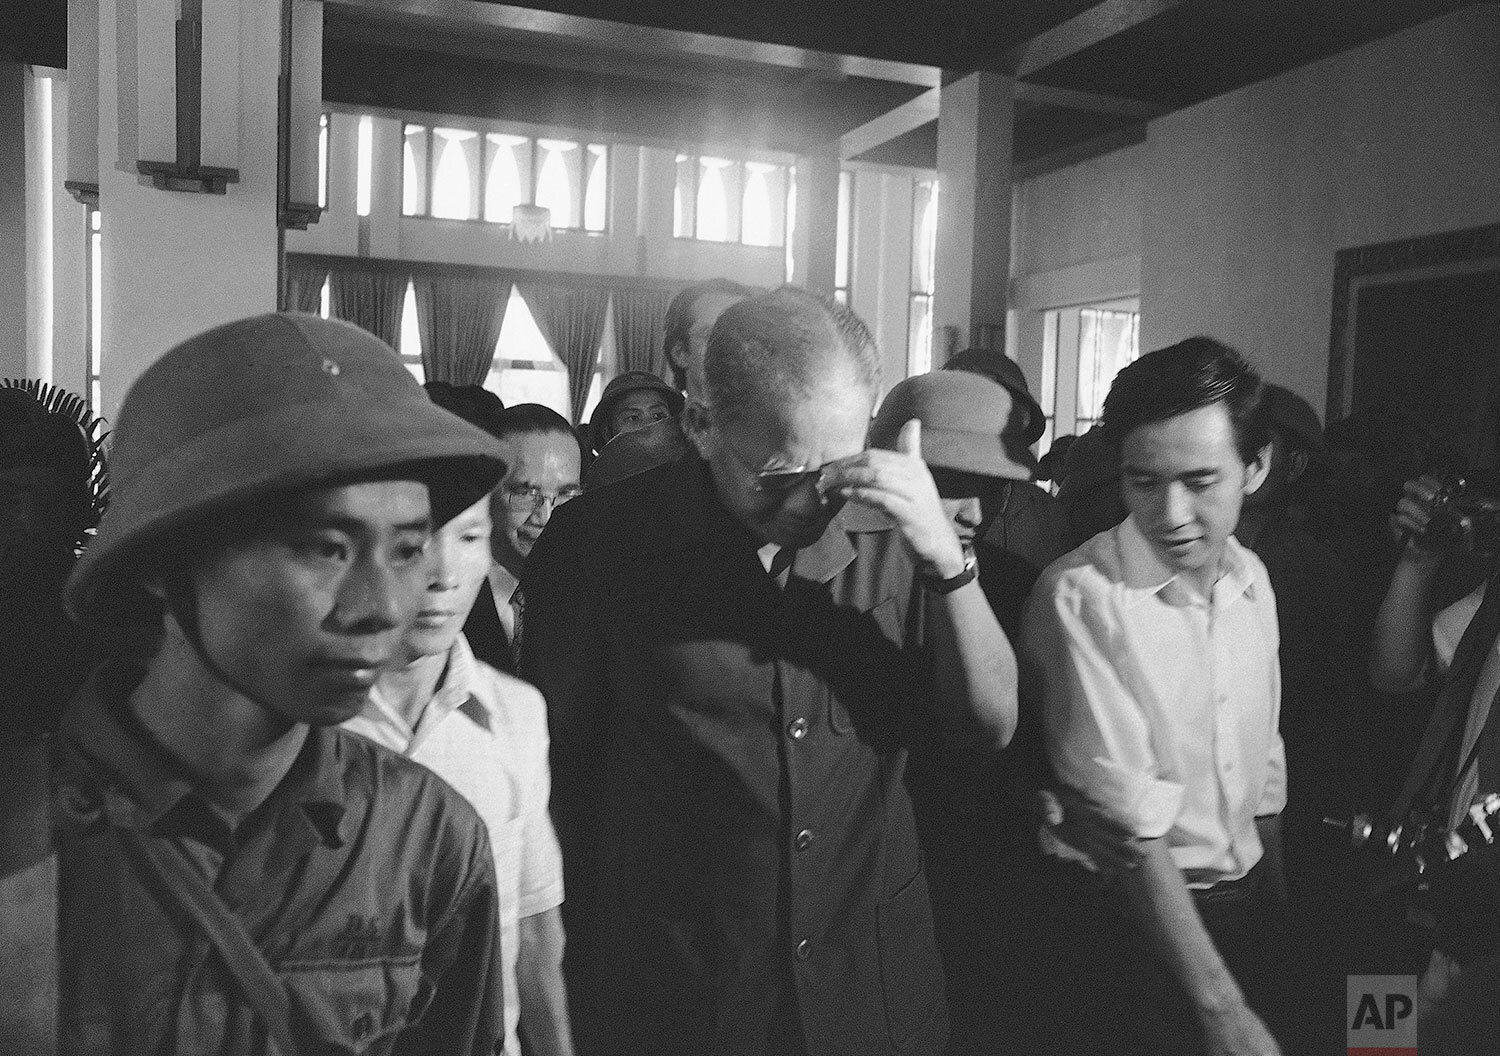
[521,287,1018,1056]
[460,403,583,674]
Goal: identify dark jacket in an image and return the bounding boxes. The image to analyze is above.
[522,452,949,1056]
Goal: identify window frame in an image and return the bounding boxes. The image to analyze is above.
[674,151,794,248]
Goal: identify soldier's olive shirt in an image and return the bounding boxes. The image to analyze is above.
[53,662,505,1056]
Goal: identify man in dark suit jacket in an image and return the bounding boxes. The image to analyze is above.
[522,288,1018,1056]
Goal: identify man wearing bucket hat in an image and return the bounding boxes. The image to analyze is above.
[586,371,684,455]
[51,313,509,1055]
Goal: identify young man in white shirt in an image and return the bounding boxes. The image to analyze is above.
[1023,336,1286,1056]
[344,493,572,1056]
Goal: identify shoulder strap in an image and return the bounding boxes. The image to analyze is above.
[115,828,299,1056]
[0,741,58,1056]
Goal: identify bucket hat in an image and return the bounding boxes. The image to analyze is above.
[944,347,1047,446]
[67,313,506,622]
[588,371,685,453]
[869,370,1038,481]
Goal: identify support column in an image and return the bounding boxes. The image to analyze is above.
[92,0,282,420]
[934,70,1014,364]
[791,144,839,294]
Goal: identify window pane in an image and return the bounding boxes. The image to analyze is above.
[498,367,570,419]
[89,214,102,389]
[399,281,421,358]
[835,170,853,290]
[911,179,939,294]
[583,145,608,232]
[432,128,478,220]
[404,361,425,385]
[355,115,374,217]
[674,153,694,238]
[1075,308,1141,424]
[496,287,559,365]
[319,277,331,320]
[318,114,329,210]
[742,162,776,247]
[785,166,797,283]
[536,139,578,228]
[402,125,428,216]
[484,133,529,223]
[908,294,933,377]
[696,157,732,242]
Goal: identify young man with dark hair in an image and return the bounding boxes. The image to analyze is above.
[1023,336,1286,1056]
[523,286,1017,1056]
[45,313,510,1054]
[461,403,582,673]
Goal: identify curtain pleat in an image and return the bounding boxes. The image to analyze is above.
[328,266,409,349]
[609,287,675,379]
[519,284,611,424]
[283,258,328,314]
[414,274,512,386]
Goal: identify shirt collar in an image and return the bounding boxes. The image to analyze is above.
[1115,516,1257,609]
[486,564,520,607]
[359,636,493,750]
[59,660,348,847]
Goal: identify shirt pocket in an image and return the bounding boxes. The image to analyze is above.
[281,953,425,1053]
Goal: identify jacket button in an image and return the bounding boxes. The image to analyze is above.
[796,939,812,961]
[795,829,814,852]
[787,717,808,740]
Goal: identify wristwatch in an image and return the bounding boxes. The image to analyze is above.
[918,552,978,594]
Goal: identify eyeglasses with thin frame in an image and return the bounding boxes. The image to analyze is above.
[500,482,582,513]
[720,435,832,496]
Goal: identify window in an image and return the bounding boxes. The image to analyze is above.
[674,154,791,247]
[317,113,329,210]
[402,123,608,232]
[393,284,609,423]
[834,170,854,305]
[1036,301,1140,450]
[355,115,373,217]
[784,166,797,282]
[907,179,939,377]
[1074,308,1140,435]
[86,209,102,414]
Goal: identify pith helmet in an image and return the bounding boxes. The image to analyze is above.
[67,313,506,622]
[869,370,1039,480]
[588,370,684,453]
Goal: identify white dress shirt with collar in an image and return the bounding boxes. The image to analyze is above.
[1023,516,1286,887]
[342,633,565,1055]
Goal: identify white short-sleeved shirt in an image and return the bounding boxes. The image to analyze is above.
[1432,582,1500,828]
[1022,517,1287,887]
[343,634,564,1054]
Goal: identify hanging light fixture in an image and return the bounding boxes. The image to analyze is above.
[510,204,553,244]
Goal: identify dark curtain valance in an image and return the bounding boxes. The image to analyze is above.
[414,274,513,386]
[610,287,675,380]
[329,266,408,348]
[519,285,611,424]
[283,259,328,314]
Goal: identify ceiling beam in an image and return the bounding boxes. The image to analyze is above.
[839,87,939,159]
[1012,122,1148,181]
[325,0,942,86]
[1015,82,1171,119]
[1002,0,1189,76]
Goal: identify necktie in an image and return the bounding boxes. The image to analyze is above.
[509,586,525,672]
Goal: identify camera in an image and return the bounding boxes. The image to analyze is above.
[1414,474,1500,555]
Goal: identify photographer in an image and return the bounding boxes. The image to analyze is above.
[1370,472,1500,1030]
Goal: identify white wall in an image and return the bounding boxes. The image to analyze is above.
[1139,3,1500,413]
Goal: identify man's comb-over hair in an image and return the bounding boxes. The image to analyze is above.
[703,286,882,420]
[1101,336,1269,463]
[662,278,759,389]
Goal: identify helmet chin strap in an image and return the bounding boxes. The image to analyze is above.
[162,573,271,713]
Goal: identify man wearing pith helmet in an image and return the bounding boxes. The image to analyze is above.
[54,313,509,1055]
